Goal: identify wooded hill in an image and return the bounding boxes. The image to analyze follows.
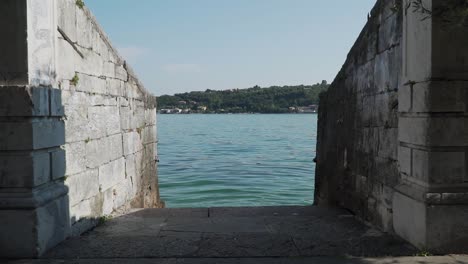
[157,81,329,113]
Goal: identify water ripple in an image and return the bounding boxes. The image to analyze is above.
[158,114,317,208]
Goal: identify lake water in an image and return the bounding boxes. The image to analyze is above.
[157,114,317,208]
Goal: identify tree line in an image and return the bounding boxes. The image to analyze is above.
[157,81,329,113]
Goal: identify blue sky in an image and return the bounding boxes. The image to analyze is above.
[86,0,376,96]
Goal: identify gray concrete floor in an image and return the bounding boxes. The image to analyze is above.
[7,206,468,263]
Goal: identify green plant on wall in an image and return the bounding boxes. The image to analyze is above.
[70,74,79,86]
[76,0,85,9]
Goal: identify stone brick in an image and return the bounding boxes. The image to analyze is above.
[107,78,124,97]
[89,94,118,107]
[85,134,123,168]
[123,131,143,156]
[103,62,115,78]
[0,195,70,258]
[57,0,76,42]
[374,47,401,93]
[0,151,50,187]
[51,148,66,180]
[64,141,86,176]
[142,125,157,145]
[377,14,400,53]
[0,119,65,151]
[115,65,128,81]
[70,195,102,224]
[402,4,432,84]
[36,195,71,254]
[125,154,136,179]
[98,157,126,191]
[426,204,468,252]
[377,127,398,160]
[398,84,412,113]
[74,73,107,95]
[56,37,76,81]
[66,169,99,206]
[412,81,467,113]
[75,7,93,49]
[0,86,49,117]
[50,88,65,117]
[88,106,121,139]
[393,191,427,249]
[113,182,128,210]
[398,146,412,177]
[398,117,430,146]
[412,150,465,185]
[102,188,114,215]
[145,108,157,126]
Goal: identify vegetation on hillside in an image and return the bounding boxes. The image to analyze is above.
[157,82,329,114]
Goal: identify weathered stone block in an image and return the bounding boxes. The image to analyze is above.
[89,94,118,107]
[74,73,107,95]
[412,81,467,113]
[398,146,411,177]
[50,88,65,117]
[85,134,123,168]
[145,108,157,126]
[66,169,99,206]
[0,119,65,150]
[142,125,157,145]
[426,204,468,253]
[402,2,432,83]
[377,14,400,53]
[57,0,76,42]
[51,148,66,180]
[57,37,76,81]
[412,150,465,185]
[75,6,93,49]
[36,195,71,254]
[123,131,143,156]
[102,187,114,215]
[393,191,427,249]
[70,195,102,224]
[0,195,70,258]
[64,141,86,176]
[374,48,401,93]
[398,117,430,146]
[115,65,128,81]
[103,62,115,78]
[398,84,412,113]
[113,181,128,210]
[0,86,49,116]
[377,127,398,160]
[98,157,126,191]
[107,78,124,97]
[0,151,50,187]
[125,154,136,179]
[88,106,121,139]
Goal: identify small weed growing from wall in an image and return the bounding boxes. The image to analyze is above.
[98,215,112,225]
[415,249,432,257]
[70,74,80,86]
[76,0,85,9]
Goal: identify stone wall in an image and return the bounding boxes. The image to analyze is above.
[0,0,161,258]
[316,0,468,253]
[315,0,401,231]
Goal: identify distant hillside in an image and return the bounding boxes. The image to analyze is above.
[157,82,329,114]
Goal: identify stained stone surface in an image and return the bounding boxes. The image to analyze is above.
[5,206,468,263]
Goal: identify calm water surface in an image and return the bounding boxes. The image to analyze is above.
[158,114,317,208]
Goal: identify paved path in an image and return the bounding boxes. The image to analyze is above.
[7,206,468,263]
